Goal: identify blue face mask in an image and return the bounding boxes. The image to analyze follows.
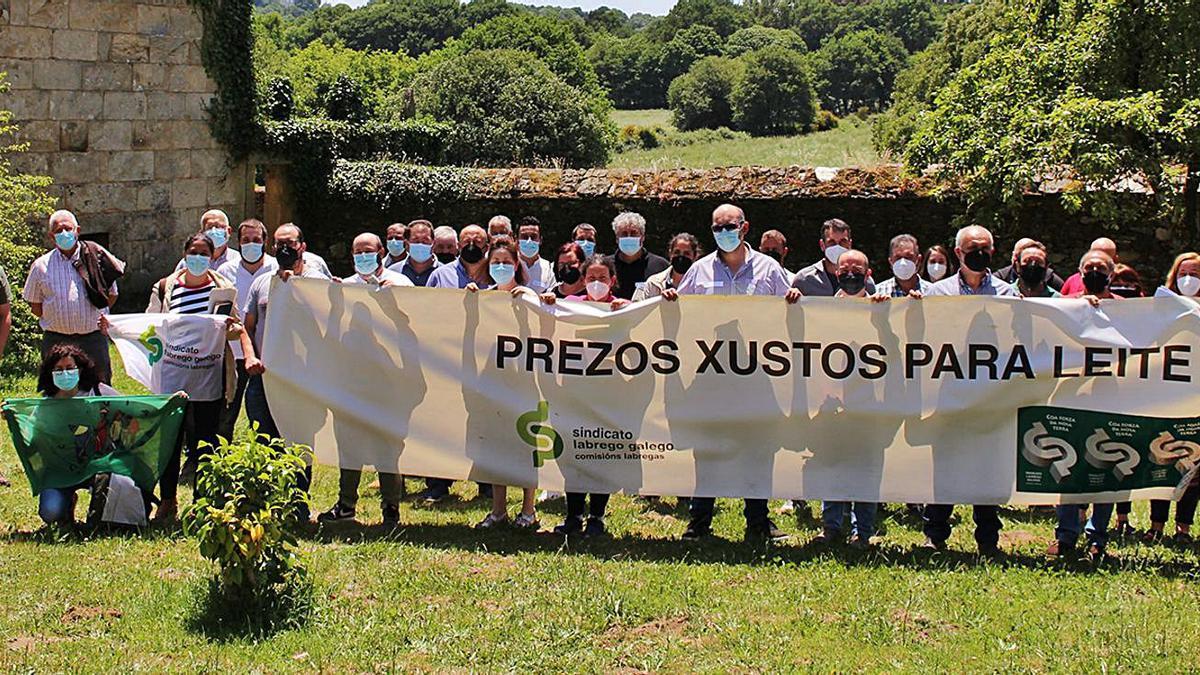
[490,262,516,286]
[518,239,540,259]
[206,228,229,248]
[386,239,406,257]
[52,368,80,391]
[185,254,210,276]
[714,229,742,253]
[354,252,380,276]
[576,240,596,258]
[241,242,264,263]
[54,230,77,252]
[618,237,642,257]
[408,242,433,264]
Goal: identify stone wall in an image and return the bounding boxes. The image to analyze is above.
[0,0,249,307]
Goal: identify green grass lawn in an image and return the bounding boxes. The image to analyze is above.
[610,109,886,169]
[3,348,1200,670]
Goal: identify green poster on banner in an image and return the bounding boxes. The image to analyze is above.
[1017,406,1200,495]
[2,395,187,496]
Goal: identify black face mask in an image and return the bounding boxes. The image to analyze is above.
[963,248,992,273]
[556,264,581,285]
[275,245,300,271]
[1083,269,1110,294]
[1110,285,1140,299]
[670,255,694,275]
[459,243,485,264]
[436,251,456,264]
[762,249,783,264]
[1018,263,1046,286]
[838,272,866,295]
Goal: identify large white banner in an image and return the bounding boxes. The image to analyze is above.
[262,278,1200,504]
[109,314,227,401]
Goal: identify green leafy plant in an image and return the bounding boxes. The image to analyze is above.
[183,426,313,634]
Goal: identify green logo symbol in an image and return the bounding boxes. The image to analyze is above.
[517,400,563,468]
[139,325,164,365]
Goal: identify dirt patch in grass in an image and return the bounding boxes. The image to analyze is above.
[7,634,69,651]
[890,608,959,641]
[1000,530,1043,548]
[61,605,122,624]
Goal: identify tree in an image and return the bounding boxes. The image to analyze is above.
[812,28,909,115]
[333,0,463,56]
[653,24,724,106]
[901,0,1200,237]
[586,7,633,38]
[743,0,854,51]
[254,40,418,118]
[588,34,658,109]
[461,0,522,26]
[730,45,818,136]
[649,0,752,41]
[722,26,808,59]
[415,49,616,167]
[451,13,601,97]
[668,56,743,131]
[860,0,939,53]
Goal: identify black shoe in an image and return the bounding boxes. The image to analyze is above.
[812,527,840,544]
[583,517,607,539]
[978,544,1003,559]
[920,537,946,551]
[746,521,788,542]
[317,502,356,523]
[682,523,711,541]
[381,502,400,526]
[1172,531,1194,547]
[552,517,585,536]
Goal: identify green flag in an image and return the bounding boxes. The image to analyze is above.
[2,395,187,495]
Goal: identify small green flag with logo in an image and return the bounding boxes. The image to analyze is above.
[2,395,186,495]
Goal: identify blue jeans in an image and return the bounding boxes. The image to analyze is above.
[821,501,877,538]
[1055,503,1113,551]
[244,374,279,439]
[39,487,77,525]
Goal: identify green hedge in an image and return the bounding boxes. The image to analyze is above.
[261,117,452,166]
[327,160,472,209]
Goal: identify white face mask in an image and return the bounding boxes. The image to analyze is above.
[586,280,610,300]
[824,244,849,265]
[927,262,948,281]
[1177,274,1200,297]
[891,258,917,281]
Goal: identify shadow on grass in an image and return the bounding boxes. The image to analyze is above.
[184,572,316,643]
[299,519,1200,579]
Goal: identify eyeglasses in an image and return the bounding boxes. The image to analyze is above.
[711,222,743,233]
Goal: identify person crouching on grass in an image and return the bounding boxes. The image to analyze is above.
[471,237,542,531]
[540,255,630,537]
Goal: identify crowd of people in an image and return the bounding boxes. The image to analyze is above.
[5,204,1200,561]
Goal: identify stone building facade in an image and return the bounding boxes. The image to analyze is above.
[0,0,249,305]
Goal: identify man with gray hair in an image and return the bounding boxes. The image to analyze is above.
[433,225,459,264]
[610,211,668,300]
[175,209,240,272]
[23,209,124,382]
[994,237,1065,291]
[874,234,932,298]
[487,215,513,242]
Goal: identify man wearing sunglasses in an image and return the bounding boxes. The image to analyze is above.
[663,203,800,542]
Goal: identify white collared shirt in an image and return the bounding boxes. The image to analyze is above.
[23,245,120,334]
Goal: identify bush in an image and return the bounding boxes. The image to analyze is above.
[730,45,818,136]
[319,74,369,122]
[811,28,909,116]
[811,109,840,132]
[617,125,666,151]
[667,56,742,131]
[262,77,295,121]
[414,49,615,167]
[182,428,314,636]
[450,13,602,97]
[723,26,808,59]
[253,39,419,118]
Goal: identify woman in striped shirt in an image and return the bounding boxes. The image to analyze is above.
[145,234,247,522]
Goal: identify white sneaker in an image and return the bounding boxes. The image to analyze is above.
[778,500,796,515]
[536,490,563,503]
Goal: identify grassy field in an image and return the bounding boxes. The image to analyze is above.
[3,349,1200,671]
[610,109,885,169]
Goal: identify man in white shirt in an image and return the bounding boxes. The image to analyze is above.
[344,233,414,288]
[214,218,278,441]
[516,216,557,293]
[175,209,241,272]
[23,209,122,383]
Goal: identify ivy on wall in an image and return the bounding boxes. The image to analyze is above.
[189,0,258,159]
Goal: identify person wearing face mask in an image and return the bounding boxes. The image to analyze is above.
[1060,237,1118,296]
[432,225,460,265]
[632,233,702,302]
[344,233,414,288]
[465,238,542,530]
[1162,252,1200,299]
[920,226,1016,557]
[427,225,492,290]
[543,242,588,300]
[390,220,442,286]
[560,255,632,311]
[487,215,513,242]
[663,204,799,542]
[515,216,557,293]
[174,209,240,273]
[572,223,600,259]
[609,212,669,300]
[1008,241,1060,298]
[874,234,932,298]
[922,245,955,283]
[145,233,251,521]
[1108,264,1143,300]
[792,218,875,297]
[383,223,408,268]
[994,238,1065,291]
[758,230,794,279]
[215,219,279,443]
[1067,250,1118,306]
[23,209,124,385]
